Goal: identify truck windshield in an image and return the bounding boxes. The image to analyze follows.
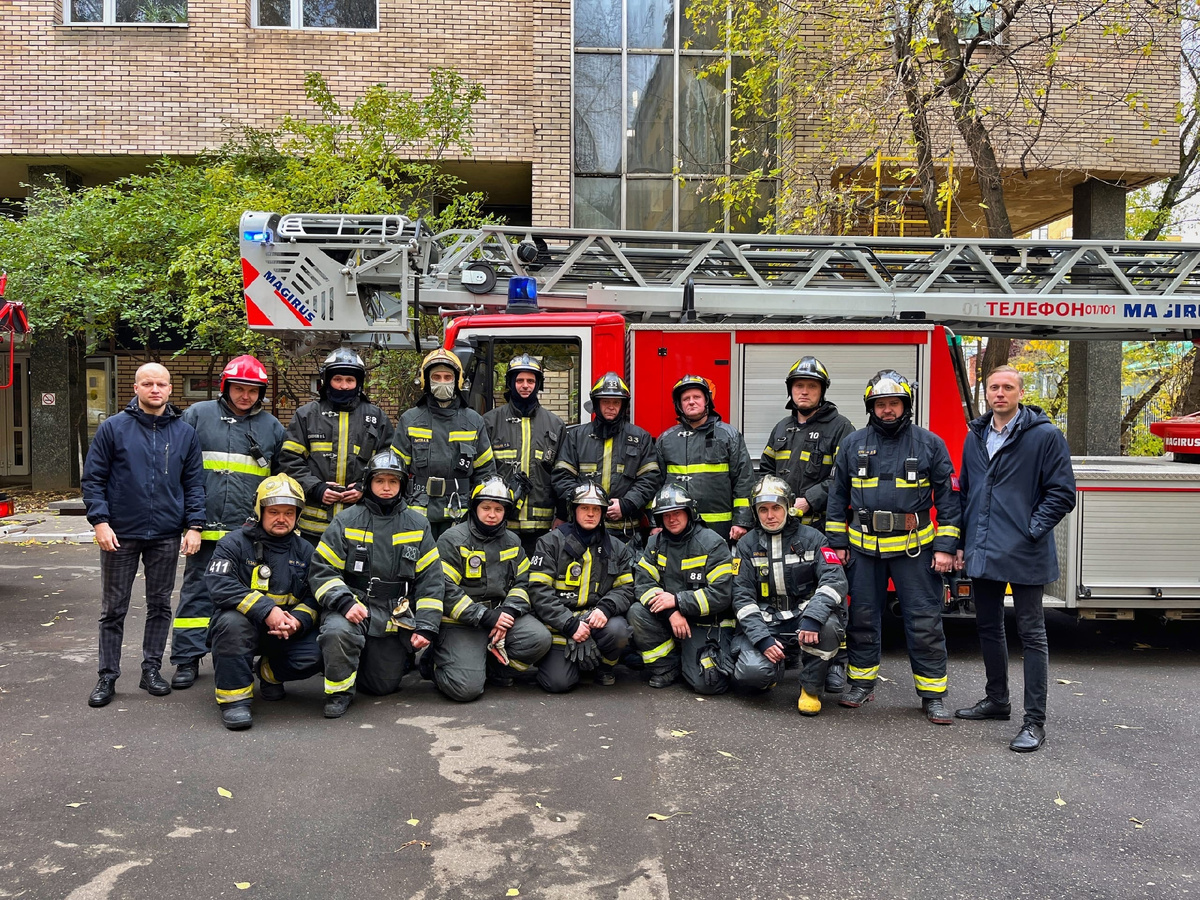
[463,338,584,425]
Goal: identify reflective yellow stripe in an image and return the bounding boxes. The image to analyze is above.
[266,592,296,606]
[325,672,357,694]
[200,530,227,541]
[508,587,530,604]
[895,478,931,488]
[666,463,729,475]
[310,441,334,452]
[173,617,210,629]
[680,556,707,570]
[416,598,443,611]
[848,665,879,681]
[763,446,780,460]
[396,447,412,465]
[798,450,812,462]
[708,562,733,580]
[508,658,531,672]
[316,542,345,568]
[442,561,463,583]
[848,522,937,553]
[937,525,961,539]
[613,572,633,586]
[732,498,749,508]
[237,592,263,614]
[851,477,879,489]
[449,430,477,441]
[344,529,374,543]
[499,547,520,562]
[822,455,833,465]
[476,446,494,465]
[637,558,660,582]
[393,531,424,545]
[694,588,709,617]
[282,439,308,455]
[416,548,439,572]
[601,437,613,491]
[642,637,676,663]
[449,596,472,619]
[336,411,349,491]
[292,603,317,620]
[202,453,269,477]
[408,427,433,439]
[215,685,253,704]
[699,511,733,523]
[639,586,661,605]
[635,461,657,477]
[914,673,948,693]
[314,578,347,600]
[260,658,279,684]
[827,521,848,533]
[529,571,554,584]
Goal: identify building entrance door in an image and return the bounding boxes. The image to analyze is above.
[0,351,31,476]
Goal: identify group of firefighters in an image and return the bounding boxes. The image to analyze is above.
[161,345,973,734]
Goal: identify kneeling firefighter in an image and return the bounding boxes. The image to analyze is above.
[431,476,553,701]
[206,474,322,730]
[731,476,848,716]
[528,482,636,693]
[309,450,443,719]
[629,483,735,694]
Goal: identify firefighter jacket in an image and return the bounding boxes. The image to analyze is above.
[732,519,848,650]
[308,498,444,640]
[392,398,496,526]
[656,414,755,534]
[483,402,564,534]
[183,398,285,541]
[553,419,660,531]
[82,399,206,540]
[635,523,733,625]
[437,520,533,628]
[759,400,855,531]
[825,420,961,557]
[204,523,319,632]
[528,525,636,637]
[278,398,394,537]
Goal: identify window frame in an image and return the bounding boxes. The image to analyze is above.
[249,0,380,31]
[63,0,188,26]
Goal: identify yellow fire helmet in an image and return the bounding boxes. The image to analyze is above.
[254,473,305,519]
[419,348,465,390]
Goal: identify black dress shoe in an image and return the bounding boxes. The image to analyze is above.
[139,667,172,696]
[171,661,199,690]
[221,705,253,730]
[923,697,954,725]
[88,675,117,708]
[954,697,1012,721]
[1010,723,1046,753]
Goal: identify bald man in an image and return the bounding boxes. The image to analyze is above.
[82,363,206,708]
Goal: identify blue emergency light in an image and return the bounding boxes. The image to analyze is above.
[507,276,539,314]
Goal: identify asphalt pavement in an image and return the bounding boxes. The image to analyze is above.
[2,542,1199,900]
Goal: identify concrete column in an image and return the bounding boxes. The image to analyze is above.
[1067,179,1125,456]
[29,332,85,490]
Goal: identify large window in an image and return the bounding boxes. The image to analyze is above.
[573,0,777,232]
[253,0,377,29]
[66,0,187,24]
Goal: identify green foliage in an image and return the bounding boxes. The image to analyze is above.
[0,69,490,374]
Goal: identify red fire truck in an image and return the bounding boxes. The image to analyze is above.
[240,212,1200,620]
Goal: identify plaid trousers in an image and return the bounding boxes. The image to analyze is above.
[97,537,181,678]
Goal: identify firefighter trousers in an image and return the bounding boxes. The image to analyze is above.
[318,612,417,697]
[846,548,948,698]
[537,616,632,694]
[432,617,552,702]
[209,609,321,707]
[170,541,217,666]
[627,604,733,695]
[731,619,840,694]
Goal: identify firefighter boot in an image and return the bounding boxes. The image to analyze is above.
[798,688,822,716]
[324,692,353,719]
[171,661,199,690]
[824,660,847,694]
[838,681,875,708]
[923,697,953,725]
[648,670,679,689]
[257,661,285,701]
[221,704,252,731]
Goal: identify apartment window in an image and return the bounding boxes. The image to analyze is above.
[66,0,187,23]
[253,0,377,29]
[573,0,777,232]
[895,0,1001,42]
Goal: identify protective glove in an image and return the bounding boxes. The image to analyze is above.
[697,639,733,688]
[565,636,601,670]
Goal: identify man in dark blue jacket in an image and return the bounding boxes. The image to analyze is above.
[82,363,206,708]
[954,365,1076,752]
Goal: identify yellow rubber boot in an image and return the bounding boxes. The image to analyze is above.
[798,688,822,716]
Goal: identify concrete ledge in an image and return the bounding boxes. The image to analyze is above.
[48,499,88,516]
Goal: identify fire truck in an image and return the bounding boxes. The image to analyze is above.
[239,212,1200,621]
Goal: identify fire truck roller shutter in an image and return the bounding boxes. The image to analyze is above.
[739,342,920,464]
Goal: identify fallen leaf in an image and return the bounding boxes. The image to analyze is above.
[694,697,706,702]
[1073,692,1085,696]
[716,751,742,760]
[877,675,891,682]
[670,729,693,737]
[612,776,623,781]
[507,890,520,897]
[406,817,420,826]
[646,812,693,821]
[41,622,55,627]
[1056,679,1082,685]
[395,840,432,851]
[535,802,543,809]
[217,787,233,798]
[112,745,125,750]
[1054,793,1066,807]
[65,802,85,808]
[235,883,251,890]
[1130,817,1145,828]
[1133,642,1167,650]
[1113,724,1143,730]
[33,575,43,579]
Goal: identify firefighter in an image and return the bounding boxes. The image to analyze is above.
[393,348,496,538]
[309,449,443,719]
[483,354,565,554]
[528,482,636,692]
[277,348,394,544]
[758,355,855,692]
[655,375,754,543]
[431,476,553,701]
[206,474,322,730]
[826,370,962,725]
[731,476,848,715]
[629,483,735,693]
[170,354,285,691]
[553,372,660,546]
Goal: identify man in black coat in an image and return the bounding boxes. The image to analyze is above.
[954,365,1076,753]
